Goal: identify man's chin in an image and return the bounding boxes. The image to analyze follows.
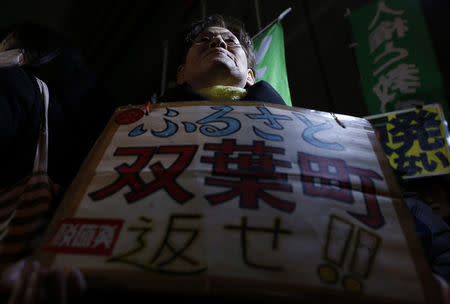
[207,56,234,67]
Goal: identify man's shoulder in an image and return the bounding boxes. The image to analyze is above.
[0,66,33,86]
[159,84,207,102]
[245,81,286,105]
[0,66,39,100]
[0,66,40,124]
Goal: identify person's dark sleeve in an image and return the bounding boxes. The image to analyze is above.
[0,67,41,187]
[404,194,450,282]
[159,84,208,102]
[244,81,287,105]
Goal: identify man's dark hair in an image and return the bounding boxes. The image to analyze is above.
[183,14,256,73]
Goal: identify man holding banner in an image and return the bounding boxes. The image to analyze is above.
[160,12,450,303]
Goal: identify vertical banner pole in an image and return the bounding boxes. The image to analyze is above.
[254,0,262,31]
[201,0,206,19]
[160,40,169,97]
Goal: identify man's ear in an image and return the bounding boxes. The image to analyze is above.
[176,65,185,85]
[246,69,255,87]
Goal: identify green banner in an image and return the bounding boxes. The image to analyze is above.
[253,22,292,106]
[350,0,449,120]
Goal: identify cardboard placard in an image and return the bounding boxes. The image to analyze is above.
[366,103,450,179]
[35,101,440,303]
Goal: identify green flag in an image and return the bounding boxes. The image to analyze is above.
[253,22,292,106]
[349,0,449,120]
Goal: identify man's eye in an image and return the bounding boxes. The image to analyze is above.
[200,36,211,42]
[226,39,239,45]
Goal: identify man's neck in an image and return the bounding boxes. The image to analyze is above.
[189,74,246,91]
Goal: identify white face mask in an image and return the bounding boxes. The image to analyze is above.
[0,49,24,67]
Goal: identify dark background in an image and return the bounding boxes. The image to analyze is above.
[0,0,448,117]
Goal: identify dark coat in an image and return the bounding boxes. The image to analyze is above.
[404,193,450,282]
[0,67,41,187]
[0,53,114,189]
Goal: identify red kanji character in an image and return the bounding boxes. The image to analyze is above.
[93,225,119,249]
[50,223,79,247]
[201,139,294,213]
[71,224,97,248]
[90,145,198,204]
[347,167,384,229]
[298,152,384,229]
[298,152,353,203]
[45,218,123,256]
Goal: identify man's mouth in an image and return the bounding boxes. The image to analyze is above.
[206,48,228,56]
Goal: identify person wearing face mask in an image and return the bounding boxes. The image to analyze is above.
[160,14,285,105]
[0,23,114,303]
[0,23,115,190]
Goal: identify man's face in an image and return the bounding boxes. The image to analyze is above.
[177,26,254,90]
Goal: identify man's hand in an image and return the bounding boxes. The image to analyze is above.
[0,259,86,304]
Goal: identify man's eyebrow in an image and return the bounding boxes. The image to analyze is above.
[198,31,213,36]
[200,30,234,36]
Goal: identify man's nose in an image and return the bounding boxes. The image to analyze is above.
[209,36,227,49]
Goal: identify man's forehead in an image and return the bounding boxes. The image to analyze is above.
[200,26,234,36]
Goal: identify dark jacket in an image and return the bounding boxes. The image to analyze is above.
[160,80,286,105]
[404,193,450,282]
[0,67,41,187]
[0,52,114,189]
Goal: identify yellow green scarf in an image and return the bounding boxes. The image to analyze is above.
[198,85,247,101]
